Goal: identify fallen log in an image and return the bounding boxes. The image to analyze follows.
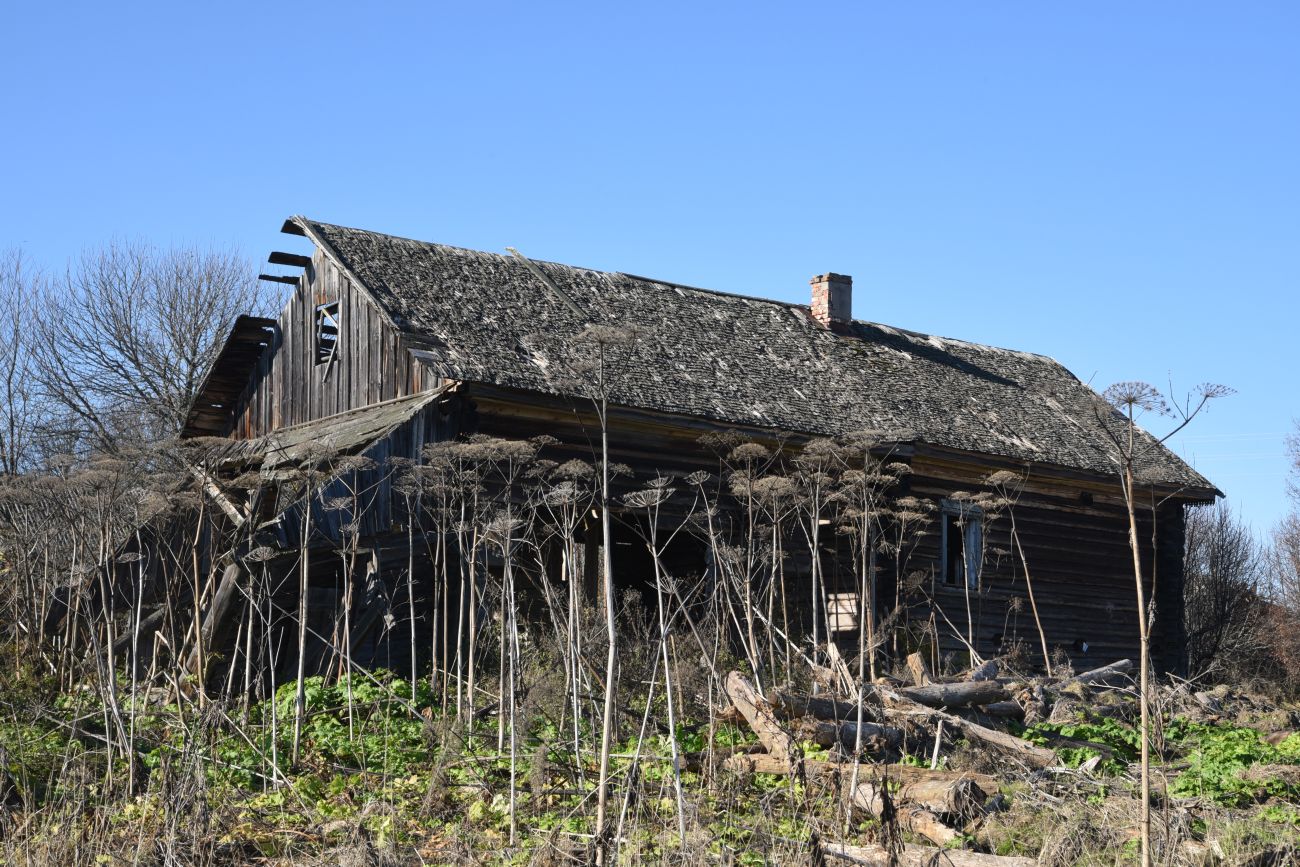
[823,841,1036,866]
[980,700,1025,719]
[724,671,799,766]
[770,689,876,723]
[894,680,1009,709]
[722,753,998,793]
[791,716,903,751]
[879,686,1057,770]
[775,681,1008,716]
[1059,659,1133,689]
[886,805,959,846]
[681,742,764,772]
[851,775,986,818]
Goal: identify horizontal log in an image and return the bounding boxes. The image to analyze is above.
[1059,659,1134,688]
[268,251,311,268]
[851,775,986,817]
[878,686,1057,770]
[770,689,877,723]
[722,753,998,793]
[790,717,902,751]
[823,841,1036,866]
[980,701,1026,719]
[893,680,1009,709]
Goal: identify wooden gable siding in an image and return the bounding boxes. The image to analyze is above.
[226,248,432,440]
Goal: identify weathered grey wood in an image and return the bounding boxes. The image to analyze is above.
[770,689,874,723]
[878,685,1057,770]
[721,754,999,794]
[724,671,799,766]
[906,651,932,686]
[188,466,247,527]
[268,251,311,268]
[981,700,1026,719]
[790,716,903,750]
[184,562,243,679]
[851,775,986,818]
[893,680,1009,709]
[823,842,1036,866]
[1059,659,1134,688]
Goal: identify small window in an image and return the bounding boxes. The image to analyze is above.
[315,301,340,365]
[940,500,982,590]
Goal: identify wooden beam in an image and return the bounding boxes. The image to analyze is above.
[259,273,300,285]
[268,251,312,268]
[188,466,248,528]
[184,562,243,680]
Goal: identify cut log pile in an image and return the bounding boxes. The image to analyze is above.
[720,658,1138,863]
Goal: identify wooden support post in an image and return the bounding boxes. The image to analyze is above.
[184,562,243,682]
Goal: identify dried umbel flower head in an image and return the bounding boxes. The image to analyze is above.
[543,481,581,507]
[551,459,594,481]
[750,475,795,503]
[796,437,841,466]
[984,470,1022,489]
[728,442,770,465]
[245,546,279,563]
[623,487,675,509]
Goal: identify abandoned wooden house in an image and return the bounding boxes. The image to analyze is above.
[145,216,1218,690]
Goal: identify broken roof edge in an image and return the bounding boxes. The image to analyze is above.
[202,386,453,473]
[181,315,278,439]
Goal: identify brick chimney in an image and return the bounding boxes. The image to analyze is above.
[810,273,852,330]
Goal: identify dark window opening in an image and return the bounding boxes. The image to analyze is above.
[315,301,340,365]
[942,513,963,586]
[940,501,982,589]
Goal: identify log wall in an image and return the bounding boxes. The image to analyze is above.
[460,385,1193,673]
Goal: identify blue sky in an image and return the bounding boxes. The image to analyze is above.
[3,2,1296,533]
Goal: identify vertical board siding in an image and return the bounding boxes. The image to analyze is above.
[226,249,425,439]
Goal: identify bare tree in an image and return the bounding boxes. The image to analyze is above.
[0,250,44,475]
[1265,425,1300,687]
[32,241,266,452]
[1183,503,1266,680]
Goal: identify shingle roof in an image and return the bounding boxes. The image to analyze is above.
[294,217,1217,494]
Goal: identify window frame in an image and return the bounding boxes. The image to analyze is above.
[314,300,341,367]
[939,499,983,591]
